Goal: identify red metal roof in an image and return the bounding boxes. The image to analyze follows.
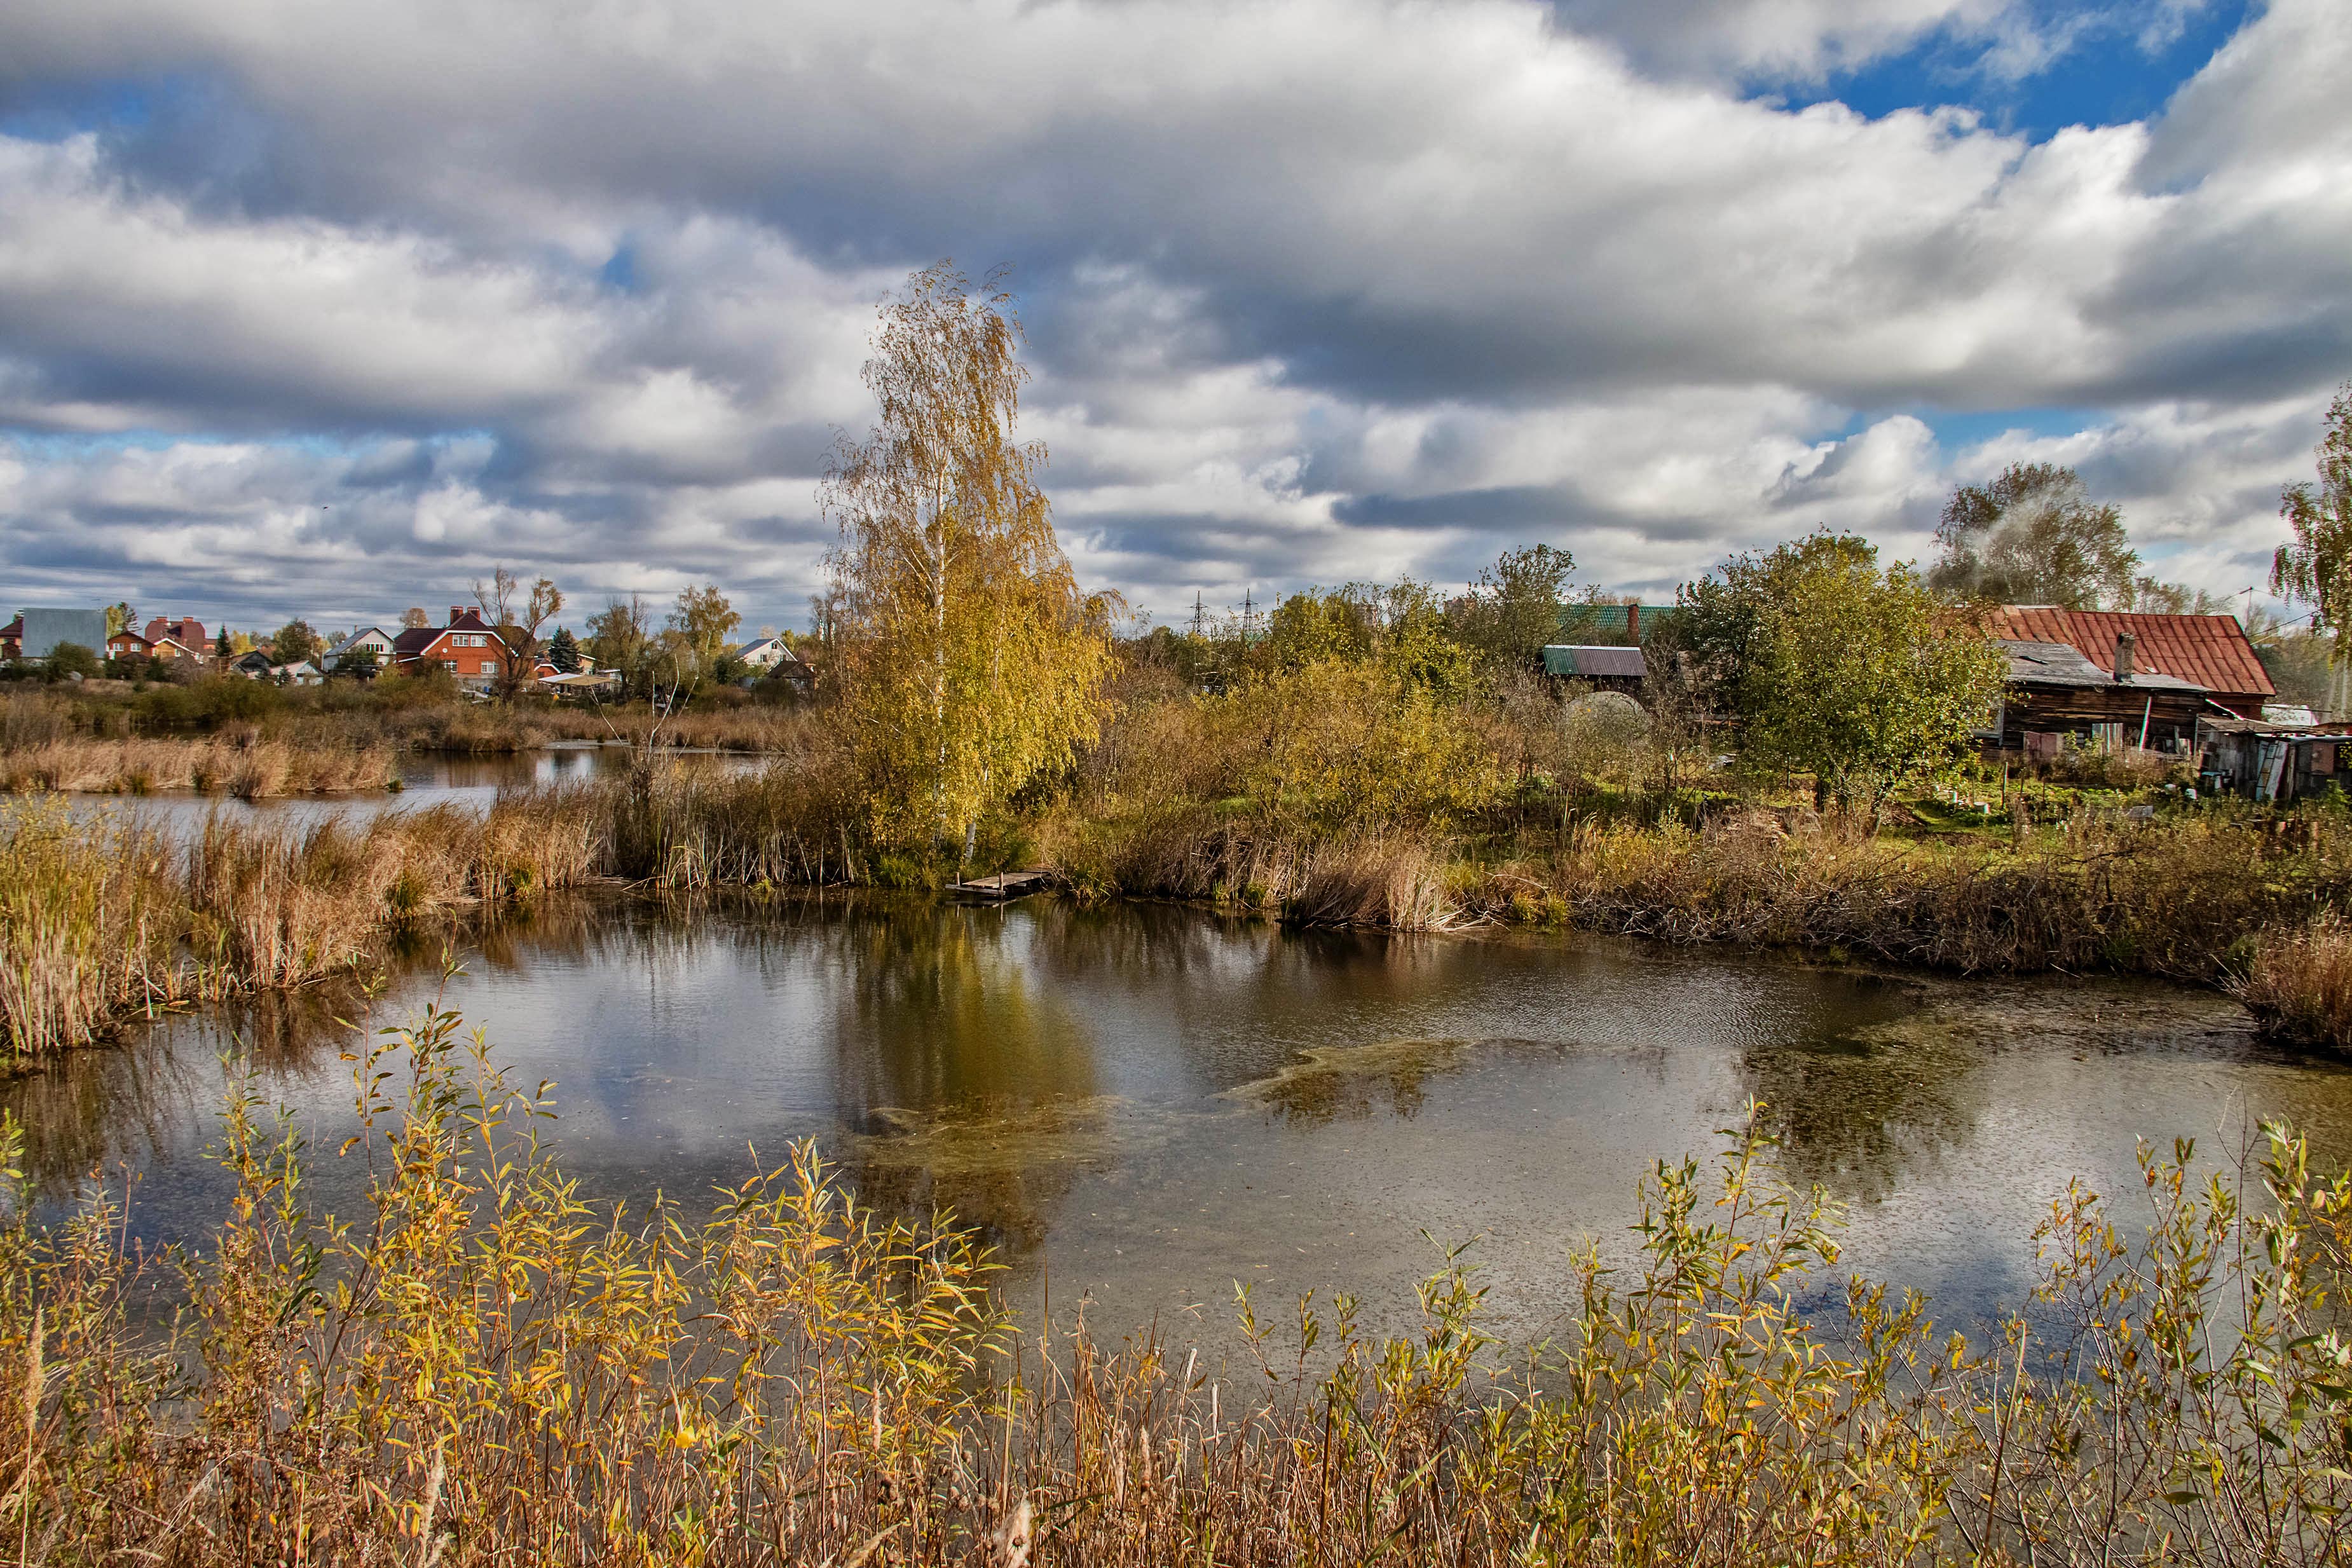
[1989,607,2273,700]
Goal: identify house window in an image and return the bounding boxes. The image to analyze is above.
[442,660,458,672]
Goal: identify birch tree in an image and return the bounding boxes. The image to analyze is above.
[2273,383,2352,660]
[822,264,1116,856]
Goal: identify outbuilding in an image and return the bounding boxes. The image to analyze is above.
[2198,716,2352,804]
[1540,644,1646,695]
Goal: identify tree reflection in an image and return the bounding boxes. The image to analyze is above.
[1740,1009,1989,1206]
[824,904,1100,1119]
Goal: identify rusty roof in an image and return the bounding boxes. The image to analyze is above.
[1988,607,2273,699]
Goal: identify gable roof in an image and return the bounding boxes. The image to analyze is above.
[390,608,498,657]
[1988,607,2273,699]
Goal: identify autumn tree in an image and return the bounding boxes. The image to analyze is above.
[668,585,741,672]
[1695,532,2006,811]
[821,263,1117,857]
[473,565,564,697]
[585,596,653,693]
[1451,543,1576,669]
[270,620,320,665]
[2273,383,2352,674]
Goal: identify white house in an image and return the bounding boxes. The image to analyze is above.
[736,635,791,669]
[324,625,397,671]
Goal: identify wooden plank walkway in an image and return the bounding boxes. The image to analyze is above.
[946,868,1053,902]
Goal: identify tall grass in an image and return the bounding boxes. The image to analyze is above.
[0,793,606,1065]
[0,804,188,1061]
[4,1010,2349,1563]
[2237,917,2352,1048]
[0,735,393,796]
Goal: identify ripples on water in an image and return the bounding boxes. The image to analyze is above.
[10,881,2347,1346]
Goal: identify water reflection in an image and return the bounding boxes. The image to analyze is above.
[6,895,2339,1342]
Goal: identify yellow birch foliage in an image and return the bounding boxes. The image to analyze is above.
[823,263,1115,850]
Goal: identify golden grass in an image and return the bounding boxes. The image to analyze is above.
[2237,916,2352,1049]
[0,803,189,1061]
[0,793,607,1065]
[5,1016,2350,1564]
[0,735,393,796]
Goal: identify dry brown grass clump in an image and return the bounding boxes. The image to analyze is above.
[1458,807,2348,980]
[0,735,393,796]
[6,1021,2350,1565]
[2236,916,2352,1049]
[0,792,608,1063]
[0,802,190,1061]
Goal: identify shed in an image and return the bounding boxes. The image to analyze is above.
[1541,644,1646,693]
[2198,716,2352,804]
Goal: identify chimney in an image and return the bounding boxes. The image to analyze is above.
[2114,631,2136,683]
[1626,603,1641,641]
[450,606,466,625]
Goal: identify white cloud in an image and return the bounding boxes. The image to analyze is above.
[0,0,2342,627]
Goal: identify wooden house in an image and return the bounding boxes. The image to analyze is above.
[1986,607,2273,754]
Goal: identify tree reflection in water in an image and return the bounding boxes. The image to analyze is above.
[817,901,1106,1252]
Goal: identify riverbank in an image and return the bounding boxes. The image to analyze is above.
[10,760,2351,1065]
[612,761,2352,1042]
[4,1007,2344,1565]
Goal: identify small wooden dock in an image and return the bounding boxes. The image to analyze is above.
[946,868,1053,903]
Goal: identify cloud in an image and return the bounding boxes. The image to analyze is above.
[0,0,2343,629]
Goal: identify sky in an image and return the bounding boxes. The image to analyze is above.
[0,0,2346,638]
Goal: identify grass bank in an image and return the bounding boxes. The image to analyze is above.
[1,681,808,760]
[4,1007,2348,1564]
[0,793,605,1066]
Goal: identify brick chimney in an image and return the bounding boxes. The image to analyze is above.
[2114,631,2135,683]
[450,606,467,625]
[1626,603,1641,640]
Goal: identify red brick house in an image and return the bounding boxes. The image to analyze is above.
[390,608,514,688]
[107,627,154,658]
[0,617,18,660]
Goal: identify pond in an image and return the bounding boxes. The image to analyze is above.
[11,892,2346,1349]
[63,743,756,835]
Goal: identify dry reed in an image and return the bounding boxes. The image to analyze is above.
[2237,916,2352,1048]
[0,793,608,1065]
[0,735,393,797]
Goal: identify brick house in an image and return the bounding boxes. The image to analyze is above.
[390,608,514,688]
[143,616,207,653]
[107,627,154,658]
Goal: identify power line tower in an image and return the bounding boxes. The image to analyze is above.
[1241,589,1255,643]
[1190,590,1206,641]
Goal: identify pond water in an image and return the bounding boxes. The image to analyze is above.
[13,893,2348,1349]
[64,744,755,835]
